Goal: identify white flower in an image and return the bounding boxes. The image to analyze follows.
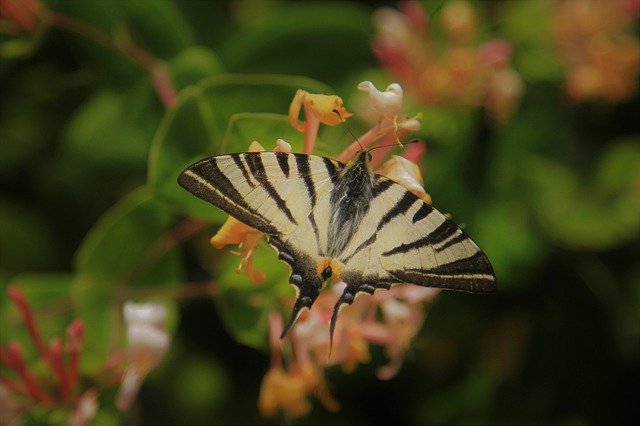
[116,302,170,411]
[358,81,421,137]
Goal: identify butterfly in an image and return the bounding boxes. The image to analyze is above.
[178,150,496,343]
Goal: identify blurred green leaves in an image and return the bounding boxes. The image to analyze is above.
[523,138,640,250]
[73,187,180,358]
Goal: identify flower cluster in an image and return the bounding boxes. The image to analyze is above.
[0,287,169,424]
[552,0,640,102]
[0,0,45,35]
[371,0,523,123]
[211,81,440,419]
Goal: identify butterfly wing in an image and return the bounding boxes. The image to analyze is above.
[330,174,496,335]
[178,152,343,335]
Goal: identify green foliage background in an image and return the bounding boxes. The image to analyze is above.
[1,0,638,425]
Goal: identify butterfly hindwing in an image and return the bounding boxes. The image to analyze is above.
[339,174,496,291]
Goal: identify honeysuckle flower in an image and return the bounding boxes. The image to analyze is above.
[371,0,523,123]
[337,81,421,164]
[115,302,169,411]
[259,311,339,419]
[258,363,339,419]
[289,89,352,154]
[552,0,640,103]
[358,81,421,139]
[0,0,46,35]
[210,140,293,284]
[377,153,432,204]
[69,389,98,426]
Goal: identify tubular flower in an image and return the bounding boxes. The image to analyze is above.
[289,90,352,131]
[259,312,339,420]
[357,81,421,141]
[210,140,292,284]
[552,0,640,103]
[337,81,421,164]
[116,302,170,411]
[289,89,352,154]
[371,0,523,123]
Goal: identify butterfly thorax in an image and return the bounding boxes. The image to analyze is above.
[327,151,374,258]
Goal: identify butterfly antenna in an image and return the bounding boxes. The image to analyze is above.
[333,109,364,152]
[369,137,421,152]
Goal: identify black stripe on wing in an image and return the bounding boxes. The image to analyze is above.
[294,153,317,206]
[231,153,256,188]
[389,252,497,293]
[244,154,297,225]
[381,219,459,256]
[376,191,418,231]
[178,158,279,235]
[323,157,341,184]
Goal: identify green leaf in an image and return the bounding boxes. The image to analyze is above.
[473,202,545,289]
[521,140,640,250]
[218,2,373,82]
[148,74,335,220]
[60,89,156,171]
[169,46,224,89]
[121,0,196,57]
[74,187,178,283]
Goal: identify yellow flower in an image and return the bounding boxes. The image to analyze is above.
[258,364,339,419]
[289,89,352,132]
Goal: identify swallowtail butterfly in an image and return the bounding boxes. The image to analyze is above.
[178,150,496,342]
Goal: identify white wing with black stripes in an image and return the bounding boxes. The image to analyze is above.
[178,150,496,343]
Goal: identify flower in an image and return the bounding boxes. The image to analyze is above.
[0,0,45,35]
[115,302,170,411]
[358,81,421,138]
[371,0,523,123]
[258,312,339,420]
[69,389,99,426]
[337,81,421,164]
[289,89,352,154]
[552,0,640,102]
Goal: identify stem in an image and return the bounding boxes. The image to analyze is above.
[47,11,177,108]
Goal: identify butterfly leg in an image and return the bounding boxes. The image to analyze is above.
[269,236,323,338]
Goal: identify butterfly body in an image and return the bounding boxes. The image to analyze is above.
[178,150,496,341]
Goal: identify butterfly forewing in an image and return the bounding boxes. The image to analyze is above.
[178,152,342,236]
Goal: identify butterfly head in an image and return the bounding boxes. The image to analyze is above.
[344,149,374,173]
